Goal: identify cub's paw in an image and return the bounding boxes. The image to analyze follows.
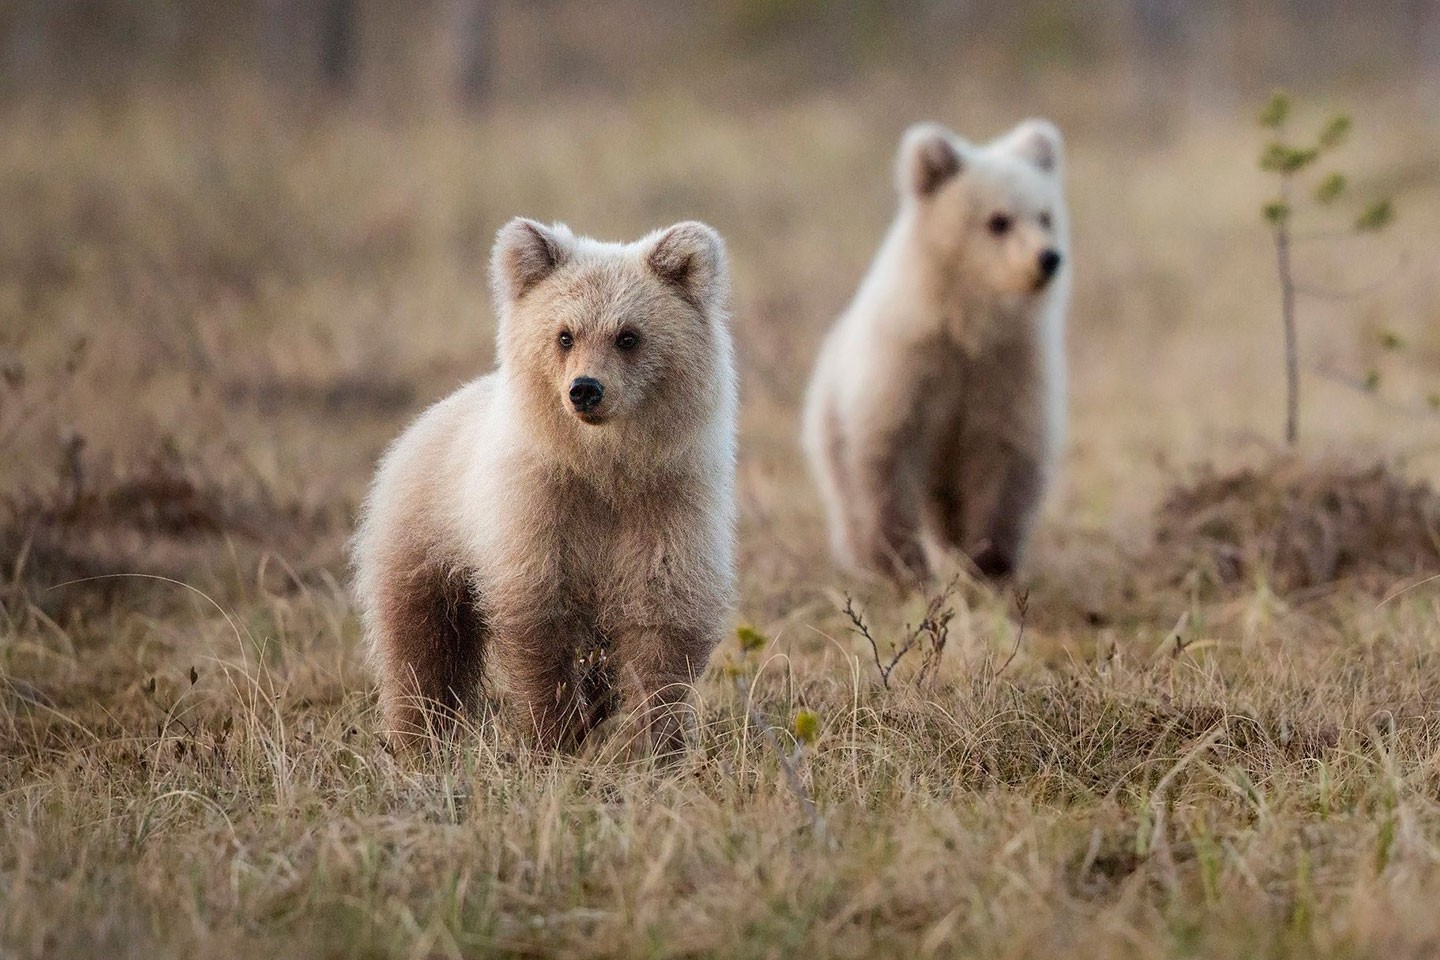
[971,545,1015,581]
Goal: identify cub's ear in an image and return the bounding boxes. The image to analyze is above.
[897,122,964,198]
[645,220,729,311]
[999,118,1064,174]
[490,218,573,303]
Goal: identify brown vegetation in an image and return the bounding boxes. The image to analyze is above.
[3,10,1440,956]
[1154,460,1440,594]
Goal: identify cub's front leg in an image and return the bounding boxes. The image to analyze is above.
[606,531,730,758]
[967,448,1046,580]
[838,385,934,583]
[490,596,600,752]
[612,627,713,758]
[849,430,930,583]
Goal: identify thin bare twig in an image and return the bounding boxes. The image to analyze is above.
[843,582,957,689]
[1274,172,1300,446]
[995,589,1030,676]
[1289,249,1409,302]
[1314,362,1440,421]
[843,593,891,688]
[914,599,953,690]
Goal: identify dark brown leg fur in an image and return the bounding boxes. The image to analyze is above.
[936,445,1042,582]
[610,634,709,759]
[497,609,609,752]
[855,440,930,584]
[375,553,488,750]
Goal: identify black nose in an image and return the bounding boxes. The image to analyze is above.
[569,376,604,413]
[1038,248,1063,279]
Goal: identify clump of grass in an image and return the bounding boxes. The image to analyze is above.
[0,443,338,619]
[1153,458,1440,593]
[6,575,1440,958]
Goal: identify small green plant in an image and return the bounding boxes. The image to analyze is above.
[792,708,819,745]
[1258,91,1396,444]
[735,624,768,654]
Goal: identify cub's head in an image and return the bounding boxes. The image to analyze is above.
[490,218,733,459]
[897,119,1067,300]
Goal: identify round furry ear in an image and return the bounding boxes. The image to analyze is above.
[999,119,1064,174]
[897,123,964,198]
[490,218,573,303]
[644,220,729,312]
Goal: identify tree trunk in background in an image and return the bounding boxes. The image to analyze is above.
[1134,0,1236,135]
[262,0,358,93]
[1134,0,1187,135]
[319,0,358,92]
[1,1,55,86]
[357,0,453,117]
[1185,0,1236,118]
[1414,0,1440,113]
[454,0,496,107]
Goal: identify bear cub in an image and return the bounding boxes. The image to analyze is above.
[353,218,737,754]
[803,119,1070,583]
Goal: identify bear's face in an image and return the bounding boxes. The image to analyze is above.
[899,119,1067,302]
[491,219,731,454]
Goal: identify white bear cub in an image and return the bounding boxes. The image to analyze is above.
[803,119,1070,583]
[353,219,738,755]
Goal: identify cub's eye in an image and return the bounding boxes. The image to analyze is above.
[987,213,1012,236]
[1037,211,1053,230]
[558,331,574,350]
[615,330,639,351]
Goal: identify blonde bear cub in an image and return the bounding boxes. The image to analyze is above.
[353,218,737,754]
[804,119,1070,582]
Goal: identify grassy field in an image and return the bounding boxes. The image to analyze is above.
[3,58,1440,958]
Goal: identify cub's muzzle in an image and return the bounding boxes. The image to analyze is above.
[569,376,605,415]
[1037,248,1062,281]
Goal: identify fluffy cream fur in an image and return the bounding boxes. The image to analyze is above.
[353,218,737,754]
[803,119,1070,583]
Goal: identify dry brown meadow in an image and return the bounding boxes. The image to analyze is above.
[3,6,1440,957]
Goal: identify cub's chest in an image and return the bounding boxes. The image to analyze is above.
[520,477,681,571]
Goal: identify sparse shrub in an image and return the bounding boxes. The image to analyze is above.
[842,582,956,690]
[0,444,338,618]
[1257,90,1397,444]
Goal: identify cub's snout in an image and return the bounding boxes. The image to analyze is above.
[1037,248,1062,281]
[568,376,605,418]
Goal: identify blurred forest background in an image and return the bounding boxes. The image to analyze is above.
[2,1,1437,113]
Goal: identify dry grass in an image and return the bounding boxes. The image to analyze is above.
[3,58,1440,958]
[1154,459,1440,594]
